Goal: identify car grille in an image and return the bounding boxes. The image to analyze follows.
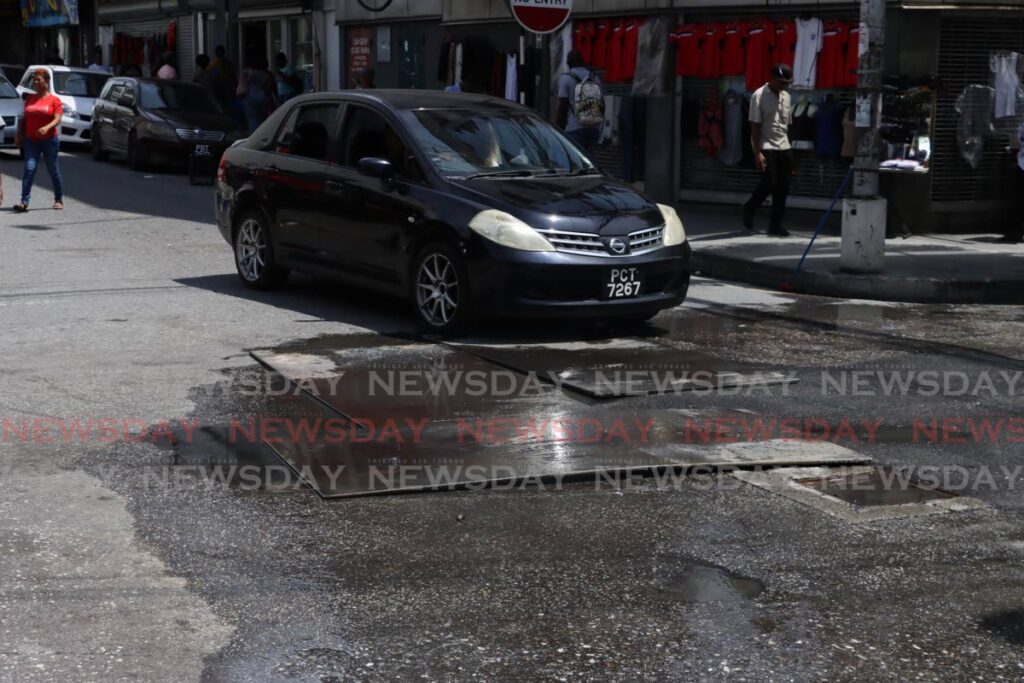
[77,113,91,123]
[537,225,666,257]
[2,116,15,127]
[176,129,225,142]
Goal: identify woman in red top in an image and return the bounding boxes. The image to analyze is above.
[13,69,64,212]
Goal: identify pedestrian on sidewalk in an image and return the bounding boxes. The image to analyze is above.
[156,52,178,80]
[743,64,794,237]
[556,49,604,154]
[12,68,64,213]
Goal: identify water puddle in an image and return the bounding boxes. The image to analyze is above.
[647,559,765,602]
[797,468,957,507]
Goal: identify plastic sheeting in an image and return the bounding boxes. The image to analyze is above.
[631,15,671,96]
[955,84,994,170]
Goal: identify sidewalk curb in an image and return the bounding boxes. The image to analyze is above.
[690,249,1024,304]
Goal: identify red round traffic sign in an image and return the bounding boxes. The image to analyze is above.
[508,0,573,34]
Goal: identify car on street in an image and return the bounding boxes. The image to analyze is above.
[0,64,25,86]
[0,73,20,149]
[16,65,111,145]
[91,76,244,170]
[215,90,691,333]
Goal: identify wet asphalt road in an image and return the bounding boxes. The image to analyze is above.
[3,150,1024,681]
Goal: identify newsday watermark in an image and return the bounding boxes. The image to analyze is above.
[210,367,1024,399]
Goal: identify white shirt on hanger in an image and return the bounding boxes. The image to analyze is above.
[505,54,518,101]
[793,18,823,89]
[993,52,1020,119]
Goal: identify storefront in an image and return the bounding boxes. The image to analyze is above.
[96,0,198,80]
[235,6,314,87]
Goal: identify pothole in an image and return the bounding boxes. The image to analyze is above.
[647,559,765,602]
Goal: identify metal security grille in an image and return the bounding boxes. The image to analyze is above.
[176,15,196,83]
[680,77,854,198]
[933,16,1024,202]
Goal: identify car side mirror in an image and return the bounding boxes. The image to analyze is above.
[117,95,134,108]
[358,156,395,191]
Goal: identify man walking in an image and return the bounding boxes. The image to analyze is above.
[556,49,604,153]
[743,64,794,237]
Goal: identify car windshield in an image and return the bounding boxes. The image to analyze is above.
[139,81,223,113]
[53,71,110,97]
[0,76,16,98]
[400,108,597,178]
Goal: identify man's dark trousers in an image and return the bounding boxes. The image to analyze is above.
[743,149,794,232]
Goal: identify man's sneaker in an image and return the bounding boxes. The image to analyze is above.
[767,227,790,237]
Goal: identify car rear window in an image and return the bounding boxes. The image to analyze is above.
[54,72,111,97]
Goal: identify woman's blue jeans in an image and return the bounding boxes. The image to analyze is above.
[22,136,63,205]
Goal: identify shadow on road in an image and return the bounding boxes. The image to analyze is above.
[175,272,667,345]
[1,148,211,224]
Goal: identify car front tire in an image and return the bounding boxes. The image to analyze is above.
[412,242,472,335]
[233,210,288,290]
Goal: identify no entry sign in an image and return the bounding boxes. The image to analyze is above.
[508,0,572,34]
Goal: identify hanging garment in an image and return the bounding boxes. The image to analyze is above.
[592,19,611,69]
[844,23,860,87]
[607,18,626,82]
[992,52,1020,118]
[696,23,721,79]
[698,95,724,156]
[793,18,823,88]
[814,98,843,158]
[955,84,995,170]
[505,53,518,101]
[454,43,463,87]
[745,19,775,92]
[772,20,796,70]
[841,106,858,157]
[623,17,641,82]
[573,21,593,64]
[791,96,815,141]
[669,23,700,77]
[817,20,848,89]
[719,21,747,77]
[632,15,670,95]
[718,89,744,166]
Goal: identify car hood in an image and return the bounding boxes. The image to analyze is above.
[148,109,239,132]
[447,175,665,236]
[0,97,21,115]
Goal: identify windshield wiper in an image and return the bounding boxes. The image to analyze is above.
[566,167,601,176]
[462,170,538,180]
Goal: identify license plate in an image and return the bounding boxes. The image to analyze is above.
[192,144,213,157]
[605,267,642,299]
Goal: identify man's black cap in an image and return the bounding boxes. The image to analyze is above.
[772,63,793,82]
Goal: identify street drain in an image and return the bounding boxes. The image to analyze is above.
[648,560,764,602]
[796,469,957,507]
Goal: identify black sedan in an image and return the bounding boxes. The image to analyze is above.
[215,90,690,333]
[92,77,244,170]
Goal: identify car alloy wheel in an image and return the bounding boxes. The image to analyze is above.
[416,252,460,327]
[235,217,267,283]
[91,127,107,160]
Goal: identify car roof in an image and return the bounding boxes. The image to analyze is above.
[26,65,103,74]
[290,89,529,113]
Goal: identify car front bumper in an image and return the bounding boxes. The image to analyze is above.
[466,238,692,319]
[59,116,91,144]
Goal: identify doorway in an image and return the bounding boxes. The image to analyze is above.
[241,21,267,68]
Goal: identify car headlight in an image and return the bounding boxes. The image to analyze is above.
[468,210,554,252]
[63,108,77,119]
[658,203,687,246]
[139,121,178,140]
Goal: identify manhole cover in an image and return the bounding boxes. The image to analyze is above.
[797,469,956,507]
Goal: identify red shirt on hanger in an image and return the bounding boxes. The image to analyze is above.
[670,23,700,77]
[607,18,626,81]
[744,18,775,91]
[623,17,642,82]
[573,21,593,65]
[772,20,796,70]
[719,21,747,76]
[697,23,721,79]
[592,19,611,69]
[844,22,861,87]
[817,20,847,89]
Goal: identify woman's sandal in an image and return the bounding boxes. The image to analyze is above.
[53,201,64,210]
[12,203,28,213]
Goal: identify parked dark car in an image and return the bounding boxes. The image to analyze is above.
[92,77,244,170]
[215,90,690,333]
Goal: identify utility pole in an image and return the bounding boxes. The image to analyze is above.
[841,0,887,273]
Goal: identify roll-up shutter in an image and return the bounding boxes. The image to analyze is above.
[176,14,195,82]
[932,15,1024,203]
[115,17,174,37]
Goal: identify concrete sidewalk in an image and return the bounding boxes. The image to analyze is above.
[680,203,1024,304]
